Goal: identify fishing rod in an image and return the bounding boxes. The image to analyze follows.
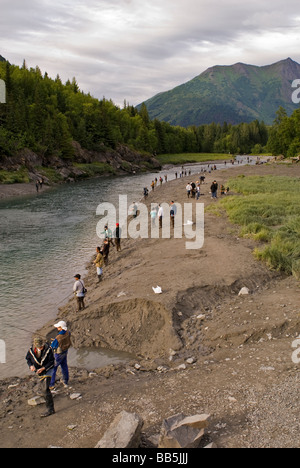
[55,292,75,307]
[1,318,110,348]
[0,292,75,340]
[1,320,49,340]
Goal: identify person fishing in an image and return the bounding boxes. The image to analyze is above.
[114,223,122,252]
[50,321,72,390]
[25,337,55,418]
[93,246,104,282]
[73,274,86,311]
[170,201,177,229]
[102,225,114,246]
[100,239,110,266]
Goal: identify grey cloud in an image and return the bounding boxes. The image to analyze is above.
[1,0,300,106]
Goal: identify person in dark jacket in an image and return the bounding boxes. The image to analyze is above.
[210,180,218,199]
[100,238,110,266]
[114,223,122,252]
[26,337,55,418]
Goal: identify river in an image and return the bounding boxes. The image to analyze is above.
[0,157,260,379]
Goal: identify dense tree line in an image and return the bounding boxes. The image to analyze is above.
[0,60,298,161]
[267,107,300,157]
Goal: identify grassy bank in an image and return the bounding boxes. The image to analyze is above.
[157,153,232,166]
[218,175,300,279]
[0,167,30,184]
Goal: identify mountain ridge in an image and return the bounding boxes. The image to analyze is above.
[140,58,300,126]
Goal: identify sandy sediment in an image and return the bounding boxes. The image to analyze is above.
[1,162,300,448]
[0,182,52,201]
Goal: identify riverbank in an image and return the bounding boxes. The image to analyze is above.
[0,152,272,202]
[0,182,53,200]
[0,142,161,201]
[1,162,299,448]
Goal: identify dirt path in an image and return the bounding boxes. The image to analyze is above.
[0,162,299,448]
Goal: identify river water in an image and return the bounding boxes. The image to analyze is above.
[0,157,259,379]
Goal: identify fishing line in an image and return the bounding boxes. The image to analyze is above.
[0,292,75,340]
[0,320,49,340]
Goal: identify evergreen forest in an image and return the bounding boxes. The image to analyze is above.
[0,60,299,163]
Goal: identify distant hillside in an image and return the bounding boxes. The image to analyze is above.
[140,58,300,126]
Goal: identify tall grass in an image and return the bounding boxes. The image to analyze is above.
[220,176,300,278]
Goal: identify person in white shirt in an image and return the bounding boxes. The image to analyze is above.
[158,205,164,229]
[186,183,192,198]
[73,274,86,312]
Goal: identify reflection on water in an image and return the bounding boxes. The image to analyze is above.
[68,347,134,371]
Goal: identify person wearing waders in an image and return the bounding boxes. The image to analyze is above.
[93,246,104,282]
[114,223,122,252]
[26,337,55,418]
[50,321,72,389]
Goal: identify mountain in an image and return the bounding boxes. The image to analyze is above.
[0,55,6,62]
[140,58,300,126]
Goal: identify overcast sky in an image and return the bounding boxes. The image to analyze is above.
[1,0,300,106]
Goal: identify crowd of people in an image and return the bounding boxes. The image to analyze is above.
[26,163,232,418]
[25,222,122,417]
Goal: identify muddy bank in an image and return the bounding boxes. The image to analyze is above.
[0,182,53,200]
[63,298,182,360]
[1,162,300,448]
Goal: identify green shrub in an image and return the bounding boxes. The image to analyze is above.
[0,167,30,184]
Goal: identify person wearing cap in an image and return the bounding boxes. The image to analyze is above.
[73,274,86,312]
[93,246,104,283]
[50,321,72,389]
[25,337,55,418]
